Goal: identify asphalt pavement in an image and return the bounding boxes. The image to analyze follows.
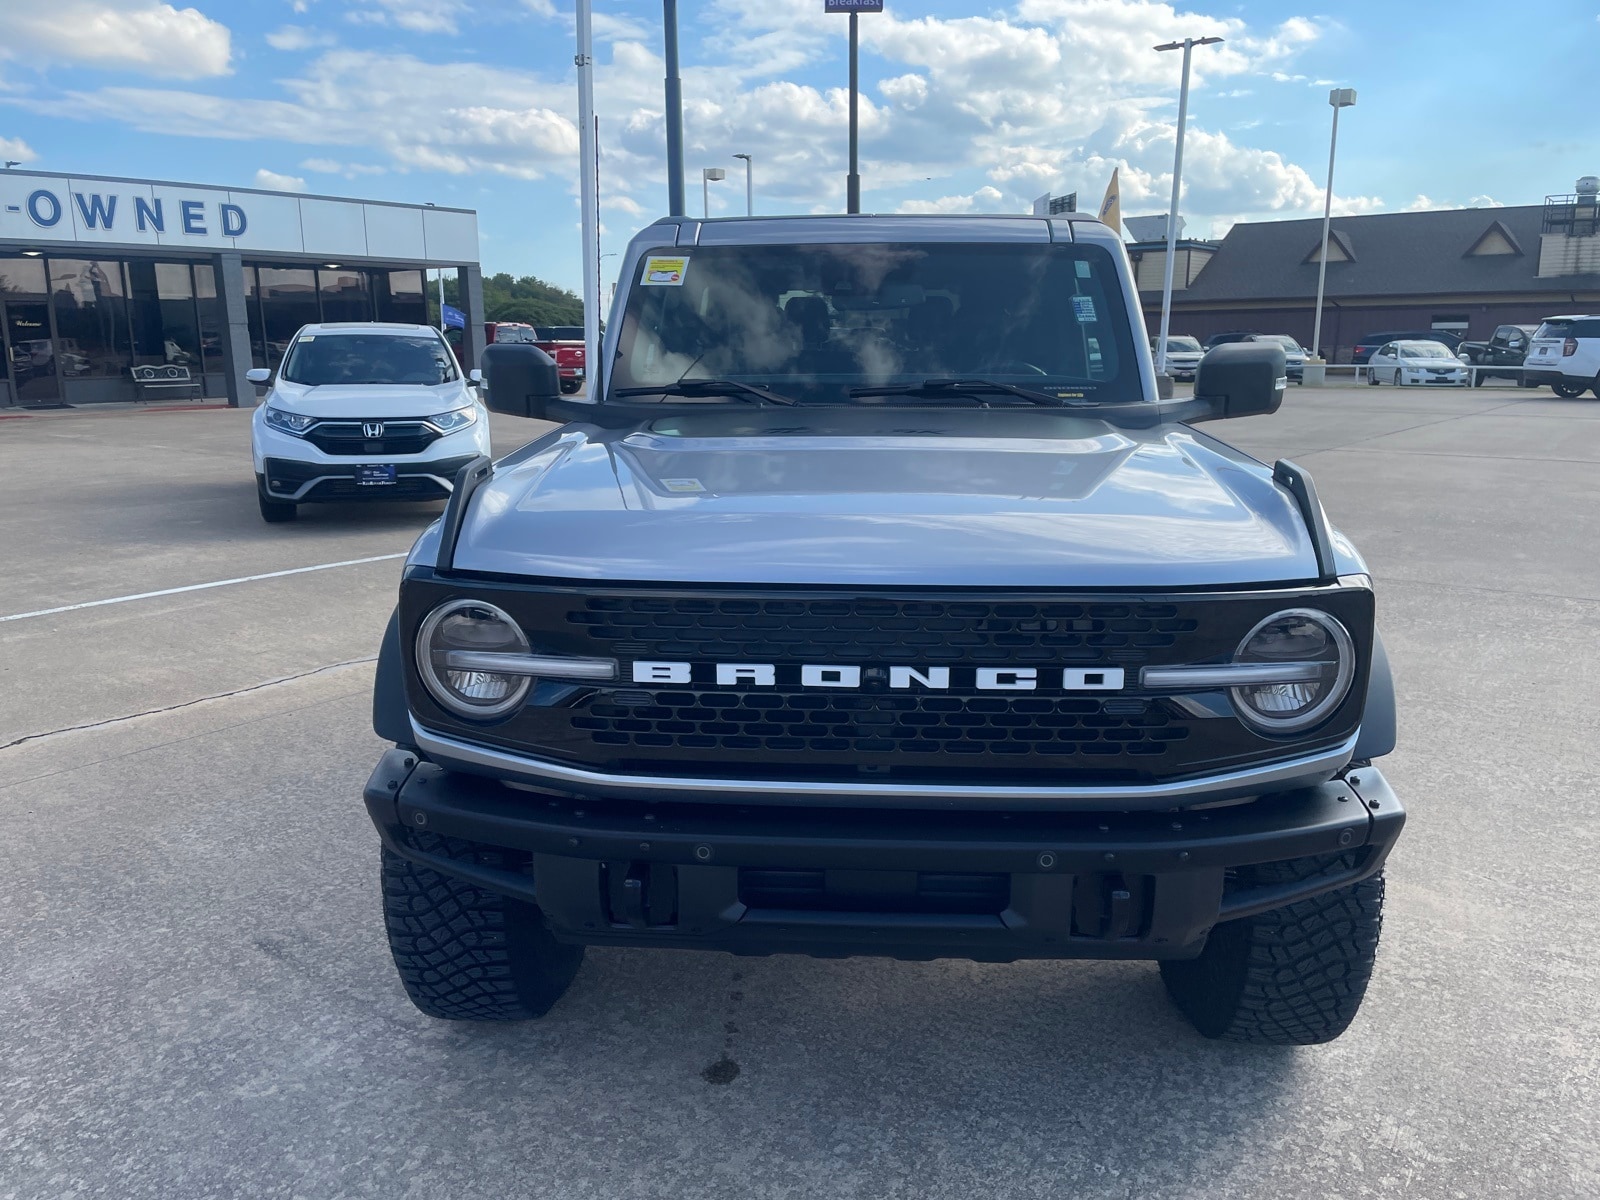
[2,386,1597,1199]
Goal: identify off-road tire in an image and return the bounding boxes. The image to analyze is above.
[258,492,297,523]
[382,831,584,1020]
[1160,852,1384,1045]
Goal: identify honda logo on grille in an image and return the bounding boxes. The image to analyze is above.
[362,422,385,438]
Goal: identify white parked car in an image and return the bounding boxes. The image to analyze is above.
[1246,334,1309,382]
[1365,340,1469,388]
[249,322,491,523]
[1521,314,1600,399]
[1151,334,1203,381]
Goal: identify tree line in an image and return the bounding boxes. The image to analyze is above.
[428,271,584,328]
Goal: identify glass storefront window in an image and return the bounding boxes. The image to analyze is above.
[194,263,224,375]
[256,267,318,368]
[49,259,132,381]
[1,257,50,301]
[319,268,372,324]
[376,269,427,325]
[127,262,201,368]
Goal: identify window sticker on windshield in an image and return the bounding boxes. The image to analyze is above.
[299,335,315,341]
[643,256,689,286]
[1071,295,1097,323]
[1075,260,1092,278]
[662,477,705,493]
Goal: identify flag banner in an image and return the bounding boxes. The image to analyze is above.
[442,304,466,330]
[1099,169,1122,237]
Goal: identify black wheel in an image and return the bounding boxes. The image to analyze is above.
[381,830,584,1021]
[1366,368,1380,386]
[1553,380,1587,399]
[258,491,297,523]
[1160,852,1384,1045]
[560,379,582,394]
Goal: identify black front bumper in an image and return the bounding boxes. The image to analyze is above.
[364,751,1405,962]
[260,455,478,504]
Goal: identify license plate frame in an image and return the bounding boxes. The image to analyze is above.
[356,464,398,487]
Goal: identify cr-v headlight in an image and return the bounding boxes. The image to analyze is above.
[1230,608,1355,733]
[264,407,316,435]
[428,406,478,433]
[416,600,532,719]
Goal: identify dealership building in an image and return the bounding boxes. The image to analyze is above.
[0,169,484,408]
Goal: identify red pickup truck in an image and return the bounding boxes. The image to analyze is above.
[486,322,585,394]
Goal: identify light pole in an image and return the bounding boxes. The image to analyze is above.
[576,0,601,399]
[1153,35,1222,393]
[1311,88,1357,370]
[702,167,726,218]
[663,0,685,216]
[732,153,754,215]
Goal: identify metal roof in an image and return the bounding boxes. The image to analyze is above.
[1175,204,1600,302]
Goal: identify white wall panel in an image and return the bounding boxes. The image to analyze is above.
[423,208,480,263]
[363,204,426,260]
[298,198,367,257]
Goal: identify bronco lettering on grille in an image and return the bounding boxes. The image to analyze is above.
[630,661,1126,692]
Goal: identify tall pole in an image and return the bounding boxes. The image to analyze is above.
[437,268,445,333]
[1312,89,1356,362]
[577,0,601,398]
[1154,39,1193,380]
[703,173,709,219]
[847,13,860,214]
[734,153,753,215]
[663,0,685,216]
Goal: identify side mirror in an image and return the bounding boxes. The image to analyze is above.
[245,368,271,385]
[468,368,483,384]
[480,342,561,420]
[1189,343,1286,422]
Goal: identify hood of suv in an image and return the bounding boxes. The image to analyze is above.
[267,379,476,420]
[449,409,1326,587]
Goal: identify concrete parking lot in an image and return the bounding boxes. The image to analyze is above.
[2,386,1598,1199]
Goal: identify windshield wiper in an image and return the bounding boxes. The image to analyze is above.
[848,378,1088,407]
[613,378,797,406]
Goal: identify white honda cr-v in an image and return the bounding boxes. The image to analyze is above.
[249,322,491,523]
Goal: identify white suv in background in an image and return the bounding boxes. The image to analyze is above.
[1523,315,1600,399]
[249,323,491,523]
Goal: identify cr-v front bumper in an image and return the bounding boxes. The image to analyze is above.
[363,749,1405,962]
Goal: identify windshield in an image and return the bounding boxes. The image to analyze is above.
[611,241,1138,405]
[1400,342,1454,359]
[1258,335,1303,351]
[280,332,459,386]
[1163,336,1202,353]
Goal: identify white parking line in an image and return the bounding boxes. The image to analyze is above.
[0,554,409,624]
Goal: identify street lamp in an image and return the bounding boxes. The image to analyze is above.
[1152,35,1223,392]
[732,153,754,216]
[1311,88,1357,369]
[702,167,726,218]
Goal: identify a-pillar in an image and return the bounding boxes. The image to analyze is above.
[212,251,256,408]
[456,264,487,371]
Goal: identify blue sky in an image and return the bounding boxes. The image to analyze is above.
[3,0,1600,294]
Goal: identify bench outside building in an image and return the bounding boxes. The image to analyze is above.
[130,364,203,403]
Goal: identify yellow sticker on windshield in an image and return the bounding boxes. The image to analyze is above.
[643,256,689,286]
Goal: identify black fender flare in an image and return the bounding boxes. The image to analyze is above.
[373,609,416,748]
[1353,629,1396,761]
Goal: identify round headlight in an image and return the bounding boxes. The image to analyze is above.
[416,600,532,719]
[1230,608,1355,734]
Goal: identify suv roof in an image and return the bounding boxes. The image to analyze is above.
[297,322,438,336]
[646,212,1112,247]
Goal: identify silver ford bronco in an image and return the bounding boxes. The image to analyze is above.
[364,213,1403,1044]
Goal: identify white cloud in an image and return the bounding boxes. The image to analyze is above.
[31,0,1374,244]
[0,2,231,79]
[1403,194,1504,213]
[266,25,336,51]
[254,168,306,191]
[0,136,38,163]
[350,0,464,35]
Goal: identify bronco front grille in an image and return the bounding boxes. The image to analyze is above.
[572,690,1188,761]
[568,596,1198,665]
[400,580,1374,787]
